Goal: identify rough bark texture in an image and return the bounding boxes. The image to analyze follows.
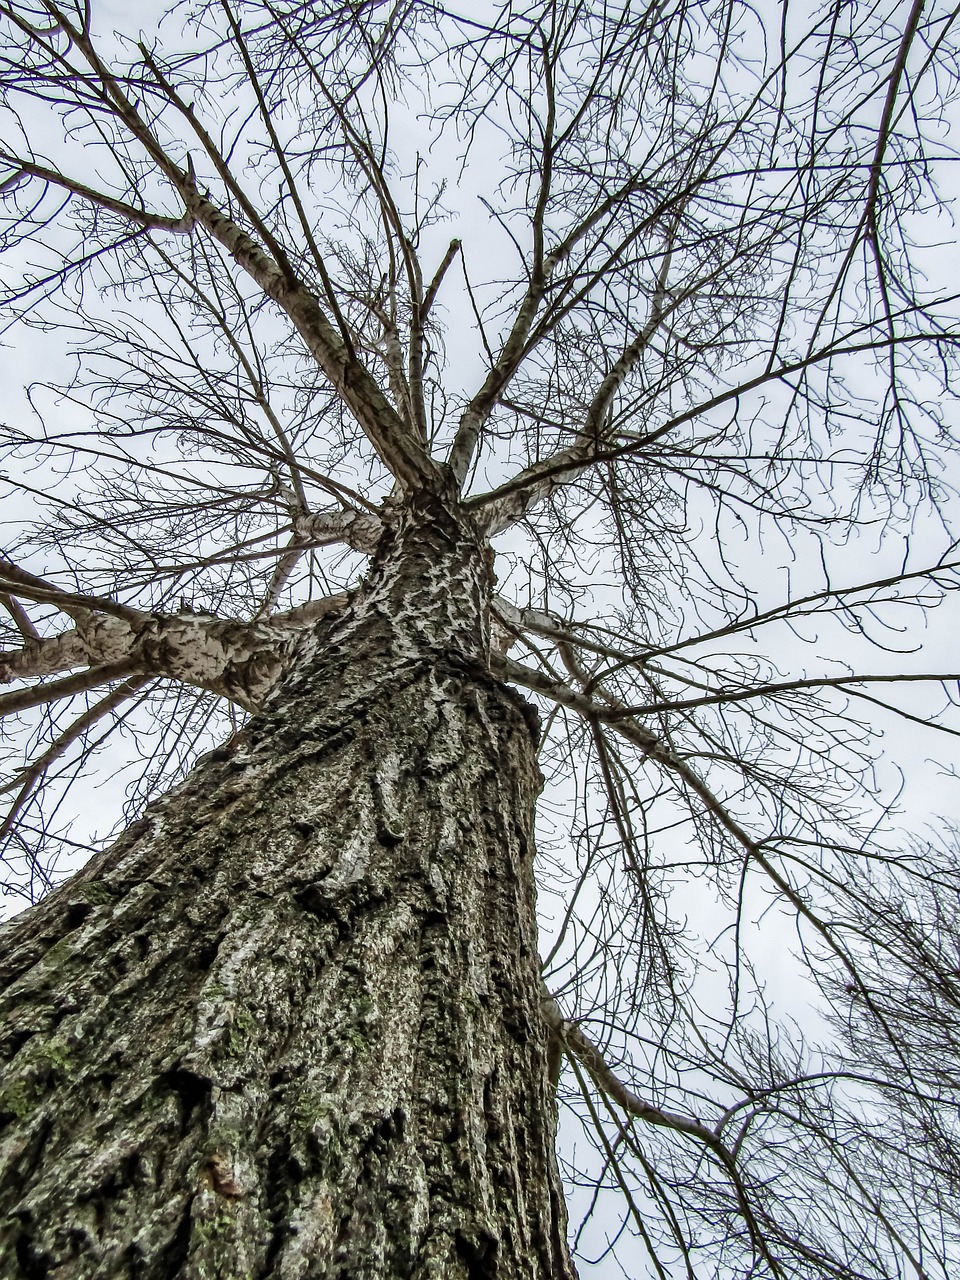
[0,495,575,1279]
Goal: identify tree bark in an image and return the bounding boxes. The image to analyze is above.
[0,495,575,1279]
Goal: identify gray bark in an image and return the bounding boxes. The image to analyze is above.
[0,494,575,1279]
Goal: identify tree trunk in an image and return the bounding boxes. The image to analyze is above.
[0,495,576,1279]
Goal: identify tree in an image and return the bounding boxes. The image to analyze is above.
[1,0,960,1274]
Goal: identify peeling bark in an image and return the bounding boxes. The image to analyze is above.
[0,496,575,1279]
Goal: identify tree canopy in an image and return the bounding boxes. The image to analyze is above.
[2,0,960,1275]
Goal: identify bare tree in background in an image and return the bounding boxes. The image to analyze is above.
[1,0,960,1275]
